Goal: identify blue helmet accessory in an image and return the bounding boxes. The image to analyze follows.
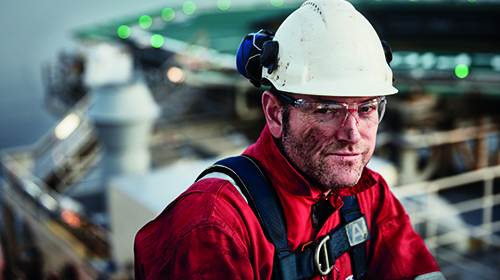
[236,29,279,87]
[381,40,393,65]
[381,40,396,84]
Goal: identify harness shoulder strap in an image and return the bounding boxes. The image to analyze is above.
[196,155,296,280]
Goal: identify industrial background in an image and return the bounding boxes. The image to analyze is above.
[0,0,499,279]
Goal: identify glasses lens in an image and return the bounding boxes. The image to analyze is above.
[295,97,386,127]
[356,99,382,124]
[377,98,387,124]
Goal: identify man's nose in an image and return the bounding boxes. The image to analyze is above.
[337,112,361,143]
[341,108,360,127]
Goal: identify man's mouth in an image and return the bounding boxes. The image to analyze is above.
[336,153,360,156]
[323,145,364,161]
[329,152,361,160]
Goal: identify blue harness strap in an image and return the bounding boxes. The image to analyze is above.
[197,155,296,279]
[339,195,369,279]
[196,155,369,280]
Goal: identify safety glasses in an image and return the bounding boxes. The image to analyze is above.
[279,94,387,127]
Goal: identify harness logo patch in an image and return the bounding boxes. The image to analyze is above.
[345,276,354,280]
[345,217,369,246]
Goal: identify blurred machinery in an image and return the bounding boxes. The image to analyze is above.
[2,0,500,279]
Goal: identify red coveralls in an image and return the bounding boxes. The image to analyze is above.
[134,125,441,279]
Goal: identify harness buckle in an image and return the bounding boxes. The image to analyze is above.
[314,235,333,276]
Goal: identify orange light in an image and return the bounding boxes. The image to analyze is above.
[61,210,81,229]
[167,66,185,83]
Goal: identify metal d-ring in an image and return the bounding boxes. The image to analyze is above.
[320,266,340,280]
[314,235,333,276]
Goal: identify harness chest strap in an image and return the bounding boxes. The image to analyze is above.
[196,155,369,280]
[291,215,370,278]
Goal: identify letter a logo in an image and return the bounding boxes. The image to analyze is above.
[346,217,369,246]
[351,223,364,243]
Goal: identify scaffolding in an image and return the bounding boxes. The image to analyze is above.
[0,99,109,279]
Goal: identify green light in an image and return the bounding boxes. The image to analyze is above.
[468,0,477,2]
[162,8,175,21]
[270,0,284,7]
[139,15,152,29]
[455,64,469,79]
[183,1,196,15]
[117,25,131,39]
[217,0,231,11]
[151,34,164,48]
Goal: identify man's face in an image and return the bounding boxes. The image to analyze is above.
[280,94,380,192]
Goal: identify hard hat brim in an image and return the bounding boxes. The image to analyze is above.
[265,77,398,97]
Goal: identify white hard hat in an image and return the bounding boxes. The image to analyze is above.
[262,0,397,97]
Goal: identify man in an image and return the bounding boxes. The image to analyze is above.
[134,0,444,279]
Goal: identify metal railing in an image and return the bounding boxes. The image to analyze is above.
[392,166,500,279]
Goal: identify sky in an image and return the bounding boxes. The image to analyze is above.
[0,0,181,149]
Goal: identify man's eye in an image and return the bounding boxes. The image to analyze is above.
[316,108,330,114]
[314,106,338,114]
[359,105,375,113]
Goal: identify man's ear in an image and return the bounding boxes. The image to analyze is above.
[262,91,283,139]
